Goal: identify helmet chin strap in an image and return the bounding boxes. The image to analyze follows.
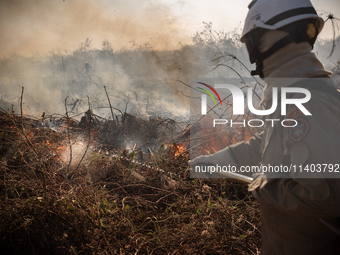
[251,60,264,78]
[251,34,295,78]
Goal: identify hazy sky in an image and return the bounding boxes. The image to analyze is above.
[1,0,339,56]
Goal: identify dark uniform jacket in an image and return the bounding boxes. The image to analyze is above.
[229,77,340,254]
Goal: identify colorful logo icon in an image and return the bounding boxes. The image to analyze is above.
[196,82,223,106]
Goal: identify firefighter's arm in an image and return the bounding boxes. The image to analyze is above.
[189,132,263,179]
[228,131,263,167]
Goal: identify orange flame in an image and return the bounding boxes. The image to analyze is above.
[170,142,188,157]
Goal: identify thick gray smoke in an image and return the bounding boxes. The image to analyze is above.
[0,20,253,119]
[0,34,338,119]
[0,0,339,120]
[0,46,197,119]
[0,0,191,118]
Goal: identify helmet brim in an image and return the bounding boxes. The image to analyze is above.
[241,15,324,43]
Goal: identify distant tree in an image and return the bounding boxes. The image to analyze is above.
[78,38,92,52]
[102,39,114,54]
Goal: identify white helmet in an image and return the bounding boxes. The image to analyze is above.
[241,0,324,77]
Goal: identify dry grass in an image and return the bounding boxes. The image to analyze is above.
[0,109,261,255]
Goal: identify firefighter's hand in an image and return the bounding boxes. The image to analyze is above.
[189,147,239,179]
[189,147,237,171]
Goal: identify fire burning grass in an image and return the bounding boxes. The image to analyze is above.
[0,108,261,254]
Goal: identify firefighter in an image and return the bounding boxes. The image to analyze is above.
[190,0,340,253]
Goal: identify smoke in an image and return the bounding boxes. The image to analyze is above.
[0,0,191,57]
[0,0,186,118]
[0,44,205,119]
[0,0,204,119]
[1,3,338,121]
